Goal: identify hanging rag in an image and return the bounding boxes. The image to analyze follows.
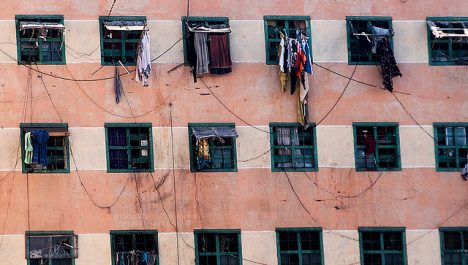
[208,33,232,75]
[135,31,152,86]
[186,30,198,83]
[461,162,468,181]
[114,67,122,104]
[194,32,210,75]
[24,132,33,164]
[31,130,49,166]
[371,26,390,54]
[278,37,289,92]
[279,37,286,73]
[377,37,402,92]
[196,138,211,169]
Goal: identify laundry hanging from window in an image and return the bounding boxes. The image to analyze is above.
[277,28,313,129]
[135,30,152,86]
[191,126,238,170]
[115,251,158,265]
[427,20,468,64]
[186,21,232,82]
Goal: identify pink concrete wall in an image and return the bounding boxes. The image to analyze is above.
[0,168,466,234]
[1,0,467,20]
[0,63,467,127]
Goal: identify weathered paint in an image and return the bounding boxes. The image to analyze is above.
[322,230,360,265]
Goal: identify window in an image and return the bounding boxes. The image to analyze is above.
[194,230,241,265]
[26,231,77,265]
[359,228,407,265]
[20,123,70,173]
[264,16,311,65]
[15,15,66,64]
[439,228,468,265]
[182,16,230,64]
[111,230,159,265]
[434,123,468,171]
[99,16,146,66]
[105,123,154,172]
[276,228,324,265]
[270,123,317,172]
[353,123,401,171]
[346,16,393,64]
[188,123,238,172]
[427,17,468,66]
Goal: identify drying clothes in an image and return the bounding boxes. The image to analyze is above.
[371,26,390,54]
[377,37,402,92]
[31,130,49,166]
[364,135,376,155]
[115,67,122,104]
[186,31,198,83]
[197,138,211,170]
[194,32,210,75]
[135,31,152,86]
[298,92,310,129]
[24,132,33,164]
[279,38,286,72]
[461,162,468,181]
[208,34,232,75]
[302,39,313,75]
[279,71,288,92]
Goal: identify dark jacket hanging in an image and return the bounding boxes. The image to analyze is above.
[208,33,232,75]
[378,37,402,92]
[31,130,49,166]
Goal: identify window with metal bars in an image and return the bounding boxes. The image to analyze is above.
[427,17,468,66]
[440,228,468,265]
[434,123,468,171]
[105,123,154,173]
[276,228,324,265]
[26,231,77,265]
[353,123,401,171]
[359,228,407,265]
[15,15,66,65]
[20,123,70,173]
[346,17,393,64]
[195,230,241,265]
[264,16,311,65]
[188,123,238,172]
[270,123,317,172]
[110,230,159,265]
[99,16,146,66]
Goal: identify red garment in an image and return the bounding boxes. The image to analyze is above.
[365,136,376,155]
[295,50,306,80]
[208,34,232,69]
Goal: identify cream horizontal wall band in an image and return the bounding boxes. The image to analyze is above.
[0,125,439,171]
[0,19,432,64]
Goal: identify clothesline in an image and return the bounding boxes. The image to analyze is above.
[276,28,310,40]
[187,25,231,33]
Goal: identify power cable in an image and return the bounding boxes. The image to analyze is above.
[133,172,146,229]
[283,170,319,224]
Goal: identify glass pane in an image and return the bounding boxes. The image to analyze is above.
[281,253,299,265]
[114,235,133,252]
[362,232,381,251]
[377,148,397,168]
[384,253,404,265]
[109,149,128,169]
[445,128,455,146]
[198,233,216,253]
[108,128,127,146]
[220,255,239,265]
[302,253,322,265]
[443,253,461,265]
[51,259,73,265]
[455,127,467,146]
[199,255,217,265]
[300,231,321,251]
[279,232,298,251]
[364,253,382,265]
[444,232,462,250]
[219,233,238,252]
[377,127,396,145]
[135,234,157,252]
[383,232,402,250]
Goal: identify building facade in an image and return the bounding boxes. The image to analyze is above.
[0,1,467,265]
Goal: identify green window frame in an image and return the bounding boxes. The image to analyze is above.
[194,229,242,265]
[181,16,230,65]
[105,123,154,173]
[99,16,146,66]
[15,15,66,65]
[263,16,312,65]
[26,231,77,265]
[188,123,238,172]
[276,228,324,265]
[353,122,401,171]
[433,123,468,171]
[346,16,393,65]
[359,227,407,265]
[427,17,468,66]
[20,123,70,174]
[270,123,318,172]
[110,230,159,265]
[439,227,468,265]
